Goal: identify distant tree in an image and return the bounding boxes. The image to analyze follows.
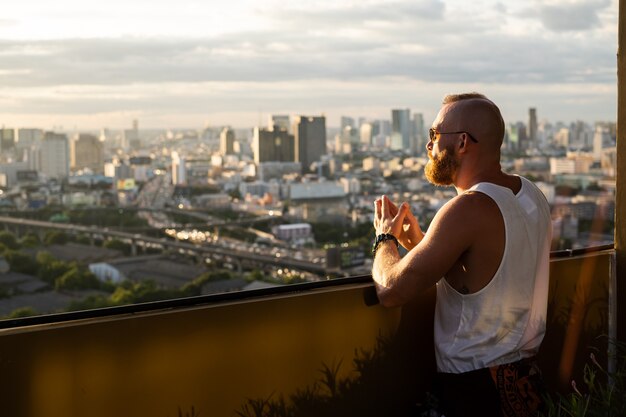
[103,239,131,256]
[7,306,37,319]
[3,250,38,275]
[54,267,102,291]
[66,295,117,311]
[246,269,265,283]
[110,280,182,304]
[587,182,606,192]
[181,270,233,296]
[0,231,19,250]
[44,230,69,245]
[36,252,74,284]
[74,234,91,245]
[20,232,41,248]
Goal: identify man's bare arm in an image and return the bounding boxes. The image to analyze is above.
[372,193,484,307]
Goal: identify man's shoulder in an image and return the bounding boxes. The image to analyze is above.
[435,192,499,228]
[446,190,498,211]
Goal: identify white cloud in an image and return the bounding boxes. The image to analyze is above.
[0,0,617,128]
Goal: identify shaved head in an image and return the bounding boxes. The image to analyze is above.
[441,92,505,154]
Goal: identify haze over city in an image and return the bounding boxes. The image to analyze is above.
[0,0,618,129]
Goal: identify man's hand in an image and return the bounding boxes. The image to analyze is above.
[374,195,423,250]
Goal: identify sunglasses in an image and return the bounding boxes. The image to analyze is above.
[429,128,478,144]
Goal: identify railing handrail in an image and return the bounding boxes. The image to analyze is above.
[0,244,615,331]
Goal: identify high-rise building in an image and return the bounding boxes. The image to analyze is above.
[16,128,43,152]
[71,133,104,173]
[171,151,186,185]
[391,109,412,152]
[505,124,520,152]
[123,119,140,150]
[340,116,355,131]
[253,126,295,164]
[334,126,358,154]
[41,132,70,179]
[593,125,612,160]
[269,115,290,132]
[360,122,373,146]
[569,121,593,150]
[220,127,236,156]
[0,128,15,153]
[412,113,425,155]
[516,122,528,151]
[529,108,538,147]
[293,116,326,173]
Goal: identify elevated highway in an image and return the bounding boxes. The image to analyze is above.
[0,216,328,275]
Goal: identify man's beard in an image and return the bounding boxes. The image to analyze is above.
[424,147,459,186]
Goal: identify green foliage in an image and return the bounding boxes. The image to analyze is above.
[110,280,183,304]
[311,221,374,247]
[235,336,421,417]
[68,208,148,229]
[3,250,38,275]
[542,340,626,417]
[74,234,92,245]
[66,295,117,311]
[181,270,233,296]
[246,269,265,283]
[0,231,20,250]
[54,267,102,291]
[6,306,37,319]
[220,228,258,242]
[36,251,74,284]
[20,232,41,248]
[0,286,11,299]
[103,239,131,255]
[44,230,69,245]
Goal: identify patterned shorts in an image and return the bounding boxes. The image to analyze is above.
[434,357,546,417]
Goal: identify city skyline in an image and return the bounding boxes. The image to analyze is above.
[0,0,618,129]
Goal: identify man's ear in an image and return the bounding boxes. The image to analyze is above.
[459,136,466,150]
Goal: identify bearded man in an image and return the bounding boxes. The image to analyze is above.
[371,93,552,417]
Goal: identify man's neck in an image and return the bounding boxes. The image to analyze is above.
[454,165,505,194]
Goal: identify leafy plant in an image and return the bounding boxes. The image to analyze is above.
[235,336,427,417]
[542,339,626,416]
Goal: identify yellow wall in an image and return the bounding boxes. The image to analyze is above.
[0,251,614,416]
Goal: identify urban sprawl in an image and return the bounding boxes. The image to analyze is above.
[0,108,617,318]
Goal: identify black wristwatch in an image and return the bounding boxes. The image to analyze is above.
[371,233,399,256]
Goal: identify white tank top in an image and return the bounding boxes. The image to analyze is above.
[434,177,552,373]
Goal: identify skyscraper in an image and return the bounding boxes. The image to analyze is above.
[593,125,611,160]
[123,119,140,150]
[340,116,355,131]
[412,113,425,155]
[41,132,70,179]
[253,126,295,164]
[391,109,412,152]
[16,128,43,153]
[293,116,326,173]
[71,133,104,173]
[0,128,15,153]
[268,115,290,132]
[529,108,538,148]
[171,151,186,185]
[220,127,236,156]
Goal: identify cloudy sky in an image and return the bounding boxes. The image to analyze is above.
[0,0,618,130]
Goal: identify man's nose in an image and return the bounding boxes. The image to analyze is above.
[426,141,433,151]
